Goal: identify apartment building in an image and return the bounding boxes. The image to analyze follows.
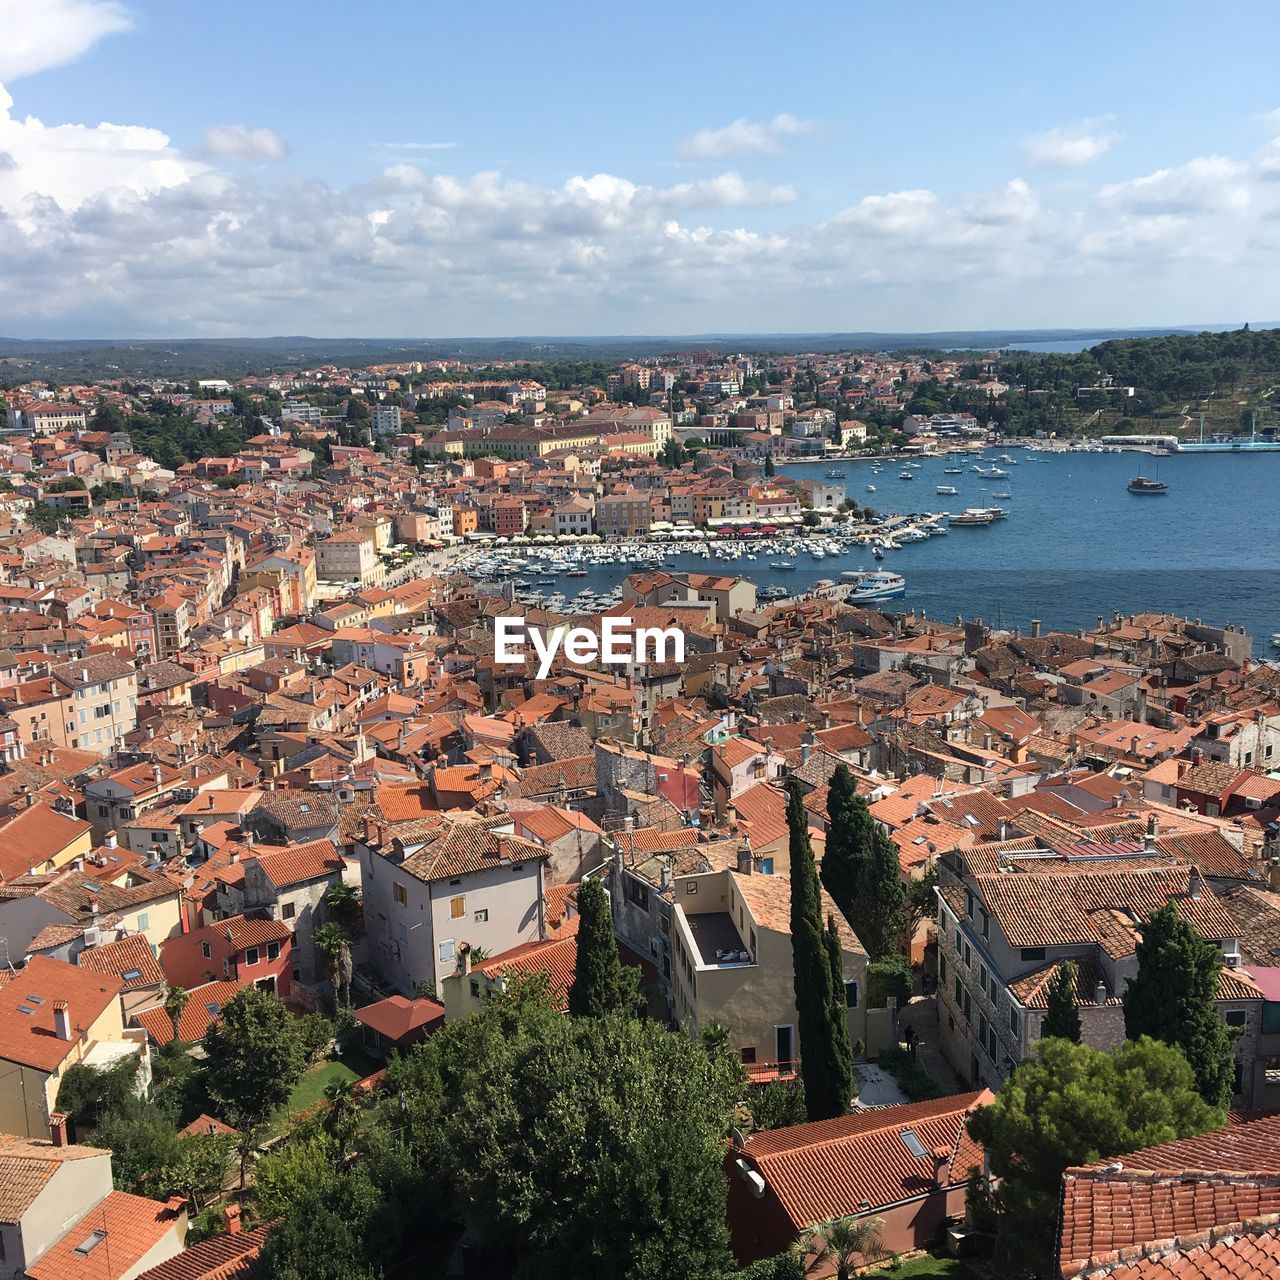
[316,528,382,586]
[49,654,138,756]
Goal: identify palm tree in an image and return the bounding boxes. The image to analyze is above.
[323,1078,361,1163]
[313,922,351,1013]
[163,984,190,1044]
[798,1215,886,1280]
[322,882,360,933]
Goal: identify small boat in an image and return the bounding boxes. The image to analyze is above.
[1127,476,1168,494]
[866,484,877,493]
[770,561,796,570]
[936,485,957,496]
[992,489,1012,500]
[899,470,914,480]
[943,467,963,474]
[872,546,884,560]
[567,569,588,577]
[826,469,848,479]
[1271,633,1280,649]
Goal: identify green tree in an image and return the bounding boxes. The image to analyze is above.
[567,877,643,1018]
[257,1166,382,1280]
[254,1133,341,1221]
[323,1078,362,1163]
[968,1036,1224,1272]
[1041,961,1082,1043]
[27,503,60,535]
[156,1133,233,1213]
[822,913,856,1108]
[818,764,865,929]
[1122,902,1237,1107]
[788,781,852,1121]
[163,984,190,1045]
[860,822,906,960]
[764,454,776,477]
[903,863,939,946]
[202,987,305,1137]
[314,921,352,1013]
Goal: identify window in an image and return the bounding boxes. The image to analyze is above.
[1224,1009,1247,1028]
[201,941,211,959]
[625,877,650,911]
[245,947,259,965]
[1009,1008,1021,1037]
[470,978,480,999]
[774,1025,794,1064]
[282,902,296,920]
[979,963,988,996]
[267,941,281,961]
[438,939,455,964]
[963,940,972,967]
[450,896,465,919]
[981,910,990,940]
[979,1013,989,1045]
[955,977,964,1006]
[963,989,972,1023]
[392,883,407,906]
[136,913,149,931]
[939,954,948,983]
[759,857,774,875]
[685,881,698,895]
[474,909,489,923]
[740,1047,757,1064]
[966,892,974,918]
[97,805,109,817]
[844,979,859,1008]
[1020,947,1046,962]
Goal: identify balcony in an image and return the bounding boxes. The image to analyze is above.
[685,911,755,969]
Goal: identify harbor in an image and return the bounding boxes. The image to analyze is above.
[454,446,1280,641]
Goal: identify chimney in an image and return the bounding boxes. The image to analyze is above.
[457,941,472,976]
[1189,867,1202,900]
[1145,813,1159,851]
[1030,619,1041,639]
[222,1203,241,1235]
[50,1112,69,1148]
[104,830,117,850]
[737,835,754,875]
[53,1000,72,1041]
[801,743,811,766]
[997,819,1008,843]
[151,764,163,787]
[1094,980,1107,1007]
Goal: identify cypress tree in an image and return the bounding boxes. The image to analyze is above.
[1123,902,1237,1107]
[819,764,865,924]
[860,823,906,960]
[823,913,856,1107]
[568,879,642,1018]
[1041,960,1082,1043]
[788,782,852,1120]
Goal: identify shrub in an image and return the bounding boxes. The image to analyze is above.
[877,1047,942,1101]
[866,955,912,1008]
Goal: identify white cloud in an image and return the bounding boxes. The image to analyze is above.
[374,141,459,152]
[0,0,131,81]
[202,125,290,160]
[1098,155,1249,215]
[0,85,205,224]
[1024,118,1121,167]
[677,113,815,161]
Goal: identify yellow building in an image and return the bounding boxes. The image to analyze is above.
[0,801,93,877]
[0,955,146,1139]
[668,868,871,1068]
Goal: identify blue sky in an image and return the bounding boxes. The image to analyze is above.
[3,0,1280,337]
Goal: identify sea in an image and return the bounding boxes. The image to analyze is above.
[507,450,1280,652]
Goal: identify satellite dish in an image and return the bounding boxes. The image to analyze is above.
[729,1126,746,1149]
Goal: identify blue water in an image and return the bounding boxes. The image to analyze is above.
[519,450,1280,649]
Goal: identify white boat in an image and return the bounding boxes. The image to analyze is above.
[899,470,914,480]
[1271,633,1280,649]
[848,571,907,601]
[950,508,996,526]
[936,485,957,495]
[866,484,877,493]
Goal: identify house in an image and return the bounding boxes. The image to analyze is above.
[212,840,347,986]
[159,915,292,999]
[726,1091,994,1269]
[133,980,246,1047]
[49,655,139,757]
[136,1213,266,1280]
[353,993,445,1058]
[77,934,166,1021]
[0,1130,185,1280]
[357,814,549,995]
[0,956,146,1140]
[1056,1111,1280,1278]
[0,800,94,880]
[667,865,874,1067]
[510,806,604,885]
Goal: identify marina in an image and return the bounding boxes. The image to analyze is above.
[451,448,1280,640]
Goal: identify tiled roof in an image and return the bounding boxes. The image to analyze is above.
[177,1114,237,1139]
[134,1226,267,1280]
[78,935,165,990]
[27,1189,181,1280]
[0,801,94,880]
[399,816,546,884]
[1059,1113,1280,1279]
[217,915,292,950]
[133,980,246,1045]
[0,1135,109,1222]
[353,993,445,1043]
[972,865,1239,954]
[731,871,867,958]
[243,840,343,888]
[737,1090,993,1230]
[0,955,122,1072]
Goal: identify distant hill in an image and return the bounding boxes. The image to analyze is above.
[0,324,1276,382]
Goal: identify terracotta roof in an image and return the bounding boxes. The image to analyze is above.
[177,1113,237,1139]
[214,915,292,951]
[78,935,165,990]
[398,815,546,884]
[353,994,444,1043]
[0,955,122,1073]
[0,1135,109,1223]
[27,1189,181,1280]
[133,980,245,1045]
[737,1090,993,1229]
[0,801,93,880]
[731,871,867,957]
[134,1226,267,1280]
[1059,1113,1280,1279]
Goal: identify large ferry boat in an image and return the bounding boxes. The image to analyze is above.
[846,571,907,601]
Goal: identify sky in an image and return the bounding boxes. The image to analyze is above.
[4,0,1280,339]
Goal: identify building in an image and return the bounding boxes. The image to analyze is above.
[159,914,293,999]
[5,403,88,435]
[353,993,445,1058]
[49,655,139,756]
[371,404,402,435]
[316,528,382,587]
[0,956,145,1140]
[726,1091,994,1268]
[357,814,549,995]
